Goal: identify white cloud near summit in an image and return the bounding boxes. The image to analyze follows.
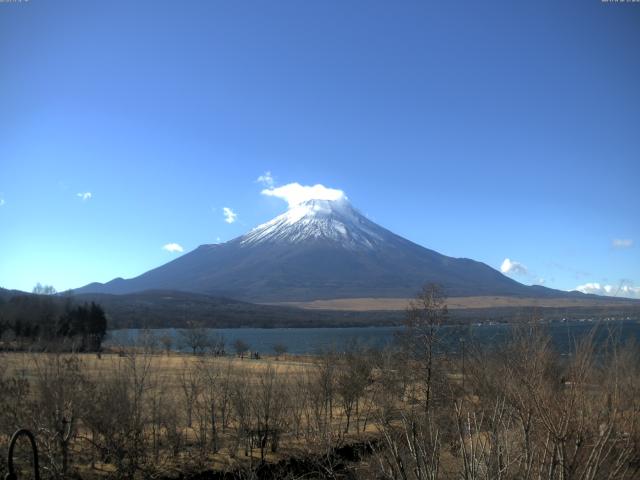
[256,171,275,188]
[223,207,237,224]
[261,182,346,208]
[162,243,184,253]
[500,258,528,276]
[575,282,640,299]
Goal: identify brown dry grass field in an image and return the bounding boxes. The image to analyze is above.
[1,350,315,382]
[0,350,386,478]
[269,295,640,311]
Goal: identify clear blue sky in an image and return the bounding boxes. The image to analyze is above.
[1,1,638,297]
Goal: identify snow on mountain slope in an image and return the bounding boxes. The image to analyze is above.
[240,198,386,249]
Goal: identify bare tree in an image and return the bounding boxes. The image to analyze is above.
[32,283,57,295]
[455,323,640,480]
[82,352,153,478]
[229,370,252,458]
[179,324,212,355]
[273,343,288,360]
[145,358,176,470]
[233,339,249,359]
[373,285,449,480]
[336,345,371,433]
[403,283,448,417]
[250,364,288,461]
[159,334,173,355]
[196,356,225,454]
[179,360,201,429]
[31,352,86,479]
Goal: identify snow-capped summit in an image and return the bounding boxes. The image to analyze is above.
[240,198,386,249]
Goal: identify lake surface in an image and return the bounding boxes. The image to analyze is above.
[106,319,640,355]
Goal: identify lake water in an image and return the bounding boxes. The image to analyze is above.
[106,319,640,355]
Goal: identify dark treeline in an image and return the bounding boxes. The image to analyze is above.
[0,293,107,351]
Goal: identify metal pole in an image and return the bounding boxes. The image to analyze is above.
[5,429,40,480]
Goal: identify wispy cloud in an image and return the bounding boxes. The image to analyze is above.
[162,243,184,253]
[548,261,590,279]
[223,207,237,224]
[612,239,633,249]
[256,171,275,188]
[575,281,640,299]
[0,197,5,207]
[76,192,92,201]
[500,258,528,276]
[261,182,346,208]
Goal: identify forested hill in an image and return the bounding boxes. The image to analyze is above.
[0,289,107,350]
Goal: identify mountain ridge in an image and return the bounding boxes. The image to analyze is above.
[74,198,602,302]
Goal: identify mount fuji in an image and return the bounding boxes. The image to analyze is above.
[76,198,578,302]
